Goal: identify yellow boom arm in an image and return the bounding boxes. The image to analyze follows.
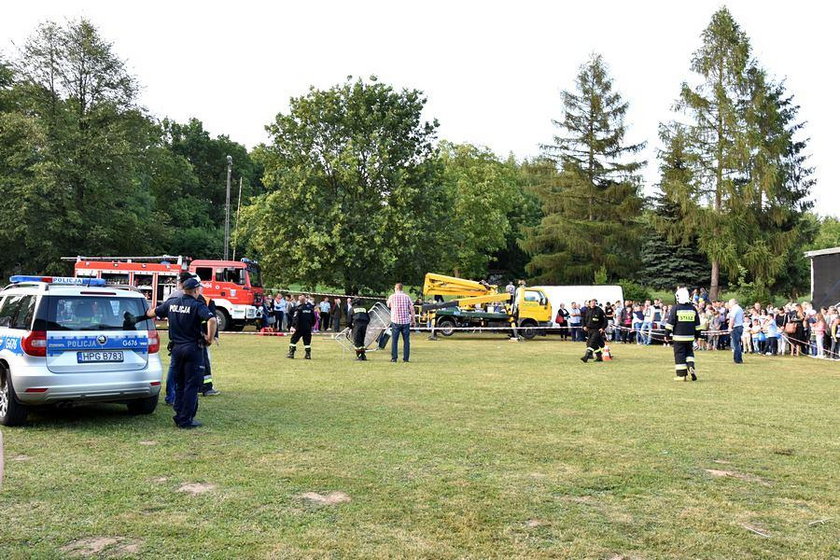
[422,273,499,298]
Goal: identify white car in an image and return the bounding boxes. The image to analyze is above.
[0,276,163,426]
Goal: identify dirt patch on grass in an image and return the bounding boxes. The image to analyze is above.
[524,519,548,528]
[177,482,216,495]
[705,469,771,485]
[150,476,168,484]
[60,537,141,557]
[299,491,351,505]
[138,440,157,446]
[12,454,31,461]
[563,495,596,504]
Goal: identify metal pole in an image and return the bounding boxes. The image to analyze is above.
[224,155,232,260]
[232,177,243,261]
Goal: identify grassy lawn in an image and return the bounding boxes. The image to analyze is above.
[1,334,839,559]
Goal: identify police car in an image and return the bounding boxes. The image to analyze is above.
[0,276,163,426]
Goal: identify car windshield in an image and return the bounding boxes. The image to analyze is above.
[34,296,155,331]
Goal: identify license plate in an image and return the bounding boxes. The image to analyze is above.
[77,351,124,363]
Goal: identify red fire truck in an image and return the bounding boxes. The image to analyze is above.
[63,255,264,331]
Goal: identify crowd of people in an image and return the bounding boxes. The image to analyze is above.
[554,290,839,360]
[255,293,358,333]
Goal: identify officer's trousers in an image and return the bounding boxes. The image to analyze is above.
[352,323,368,353]
[586,329,605,355]
[290,329,312,348]
[673,341,695,377]
[170,342,204,427]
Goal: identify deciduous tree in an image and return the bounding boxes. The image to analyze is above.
[239,77,446,293]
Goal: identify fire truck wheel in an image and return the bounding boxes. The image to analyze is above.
[214,309,229,331]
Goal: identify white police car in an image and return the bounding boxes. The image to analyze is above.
[0,276,163,426]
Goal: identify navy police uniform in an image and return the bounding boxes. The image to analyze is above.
[349,300,370,361]
[287,300,315,359]
[665,301,702,381]
[154,292,214,427]
[580,303,606,363]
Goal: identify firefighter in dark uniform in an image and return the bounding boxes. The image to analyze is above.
[665,287,702,381]
[287,294,315,359]
[580,299,606,363]
[348,297,370,361]
[197,288,220,396]
[133,276,216,428]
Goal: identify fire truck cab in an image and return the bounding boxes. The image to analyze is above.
[64,256,264,331]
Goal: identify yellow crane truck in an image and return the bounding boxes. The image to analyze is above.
[421,273,552,339]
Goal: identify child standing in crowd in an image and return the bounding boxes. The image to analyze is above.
[814,310,827,358]
[765,315,780,355]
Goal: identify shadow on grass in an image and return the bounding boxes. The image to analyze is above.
[20,401,166,430]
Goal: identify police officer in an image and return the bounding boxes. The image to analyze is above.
[580,299,606,363]
[162,271,193,405]
[287,294,315,359]
[133,276,216,428]
[665,287,702,381]
[348,297,370,361]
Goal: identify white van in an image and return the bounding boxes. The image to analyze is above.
[531,285,625,326]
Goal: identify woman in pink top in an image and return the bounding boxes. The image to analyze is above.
[814,310,827,359]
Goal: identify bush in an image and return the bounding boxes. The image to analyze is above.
[617,279,651,303]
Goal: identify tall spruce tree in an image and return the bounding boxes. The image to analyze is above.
[521,54,645,284]
[665,7,814,299]
[644,123,710,290]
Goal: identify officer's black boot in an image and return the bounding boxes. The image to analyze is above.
[359,351,367,361]
[595,352,604,362]
[355,349,363,361]
[286,346,295,359]
[580,349,593,363]
[304,347,311,360]
[688,364,697,381]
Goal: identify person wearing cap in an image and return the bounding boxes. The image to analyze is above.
[665,287,702,381]
[162,271,194,405]
[133,276,216,428]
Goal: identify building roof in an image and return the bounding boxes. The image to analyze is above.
[804,246,840,258]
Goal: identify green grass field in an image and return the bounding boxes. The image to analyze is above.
[2,334,839,559]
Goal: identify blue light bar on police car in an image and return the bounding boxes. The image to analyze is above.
[10,275,107,287]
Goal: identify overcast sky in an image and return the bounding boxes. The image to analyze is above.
[3,1,837,217]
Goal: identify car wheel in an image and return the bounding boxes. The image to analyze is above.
[126,395,158,415]
[437,318,456,337]
[0,368,28,426]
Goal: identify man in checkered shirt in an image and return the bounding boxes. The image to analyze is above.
[387,282,416,362]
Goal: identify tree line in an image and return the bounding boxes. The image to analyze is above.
[0,9,833,299]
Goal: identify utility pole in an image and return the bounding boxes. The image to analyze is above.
[224,155,232,260]
[232,177,243,261]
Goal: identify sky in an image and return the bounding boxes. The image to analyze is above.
[2,1,837,217]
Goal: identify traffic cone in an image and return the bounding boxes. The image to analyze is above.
[603,344,613,361]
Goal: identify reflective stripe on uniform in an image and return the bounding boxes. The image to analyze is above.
[672,335,695,342]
